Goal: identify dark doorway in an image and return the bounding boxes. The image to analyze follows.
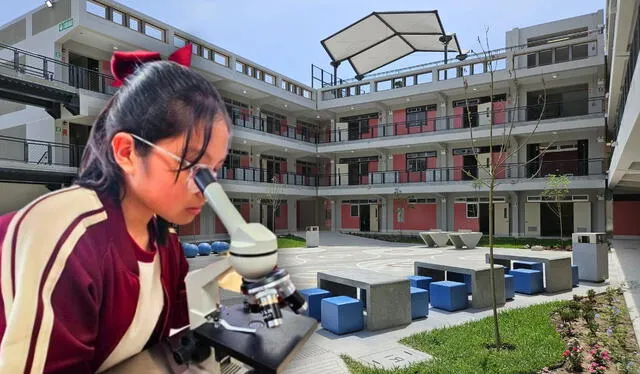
[265,160,280,183]
[262,205,274,231]
[540,202,573,237]
[68,123,90,167]
[479,203,491,235]
[348,122,360,140]
[68,53,100,92]
[462,155,478,180]
[359,205,370,232]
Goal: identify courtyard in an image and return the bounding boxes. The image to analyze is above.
[187,232,640,374]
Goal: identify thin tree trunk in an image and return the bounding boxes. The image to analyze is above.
[559,203,563,248]
[489,179,502,348]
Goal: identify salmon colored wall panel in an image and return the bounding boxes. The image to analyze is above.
[393,201,437,230]
[453,107,464,129]
[613,202,640,235]
[393,154,407,183]
[492,101,506,125]
[370,118,379,138]
[453,155,463,181]
[425,110,436,132]
[341,204,359,229]
[394,110,407,135]
[454,203,479,231]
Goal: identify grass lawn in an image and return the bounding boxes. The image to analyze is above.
[277,235,306,248]
[342,301,567,374]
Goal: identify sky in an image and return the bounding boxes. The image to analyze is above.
[2,0,604,86]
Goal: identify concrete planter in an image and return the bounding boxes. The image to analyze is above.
[571,232,608,282]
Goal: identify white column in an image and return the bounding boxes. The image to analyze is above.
[386,197,395,232]
[287,198,297,232]
[510,192,520,237]
[250,198,261,223]
[333,200,340,231]
[380,199,388,232]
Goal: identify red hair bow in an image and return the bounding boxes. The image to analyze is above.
[110,43,192,87]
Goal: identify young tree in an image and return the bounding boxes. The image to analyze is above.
[265,175,284,232]
[459,28,557,349]
[541,174,571,247]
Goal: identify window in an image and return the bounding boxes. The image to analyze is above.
[86,1,107,18]
[202,47,211,60]
[264,73,275,85]
[236,61,245,73]
[128,17,139,32]
[144,23,165,41]
[406,110,426,127]
[572,43,588,59]
[174,35,187,48]
[214,52,228,66]
[192,43,200,56]
[466,203,479,218]
[527,54,537,68]
[224,154,241,169]
[555,46,569,63]
[538,50,552,66]
[407,158,426,172]
[350,205,359,216]
[111,10,124,25]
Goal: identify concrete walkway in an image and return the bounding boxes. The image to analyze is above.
[186,233,640,373]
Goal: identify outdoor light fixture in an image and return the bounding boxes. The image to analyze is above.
[45,0,54,7]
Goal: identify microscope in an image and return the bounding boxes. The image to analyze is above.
[169,168,317,373]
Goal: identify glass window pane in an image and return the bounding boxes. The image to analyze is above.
[555,46,569,63]
[192,43,199,55]
[129,17,139,31]
[539,50,552,65]
[86,1,106,18]
[572,43,588,59]
[144,23,164,41]
[202,47,211,60]
[111,10,124,25]
[527,53,537,68]
[174,35,186,48]
[214,52,228,66]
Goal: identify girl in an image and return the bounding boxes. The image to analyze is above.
[0,46,232,373]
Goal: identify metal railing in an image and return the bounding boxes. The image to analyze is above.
[319,96,604,143]
[316,158,606,187]
[0,42,117,95]
[216,166,317,186]
[0,135,85,168]
[229,112,319,144]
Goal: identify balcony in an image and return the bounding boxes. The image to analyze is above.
[318,96,604,146]
[228,112,318,144]
[315,158,606,195]
[216,166,316,196]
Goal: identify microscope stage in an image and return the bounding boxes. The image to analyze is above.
[194,304,318,374]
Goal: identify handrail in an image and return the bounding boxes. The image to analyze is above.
[315,158,606,187]
[317,96,605,143]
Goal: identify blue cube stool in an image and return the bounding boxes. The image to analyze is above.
[572,265,579,287]
[512,260,543,273]
[504,274,515,300]
[299,288,331,321]
[321,296,364,335]
[430,281,468,312]
[407,275,432,290]
[447,272,472,294]
[410,287,429,319]
[510,269,544,295]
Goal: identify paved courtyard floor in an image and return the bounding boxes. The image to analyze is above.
[187,233,640,374]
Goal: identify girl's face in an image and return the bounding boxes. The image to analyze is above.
[119,117,231,225]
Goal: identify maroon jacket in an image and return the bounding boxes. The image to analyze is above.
[0,186,189,373]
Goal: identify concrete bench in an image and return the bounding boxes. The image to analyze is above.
[317,269,411,331]
[414,259,505,309]
[448,232,483,249]
[485,249,572,293]
[419,230,451,247]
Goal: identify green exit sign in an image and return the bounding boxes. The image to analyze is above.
[58,18,73,32]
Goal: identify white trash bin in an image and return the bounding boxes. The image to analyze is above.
[571,232,608,282]
[306,226,319,248]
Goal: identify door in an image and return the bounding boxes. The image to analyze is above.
[359,205,370,232]
[348,122,359,140]
[68,123,90,167]
[573,202,591,233]
[577,139,588,176]
[494,203,509,236]
[369,204,379,232]
[477,153,491,180]
[336,164,349,185]
[262,204,274,231]
[524,203,541,236]
[348,163,359,185]
[462,155,478,180]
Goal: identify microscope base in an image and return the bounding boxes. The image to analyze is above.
[194,304,318,374]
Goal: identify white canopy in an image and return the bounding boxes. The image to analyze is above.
[321,11,461,78]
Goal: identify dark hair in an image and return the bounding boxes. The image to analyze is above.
[76,60,231,245]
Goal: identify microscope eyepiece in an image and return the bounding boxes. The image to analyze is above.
[193,167,217,193]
